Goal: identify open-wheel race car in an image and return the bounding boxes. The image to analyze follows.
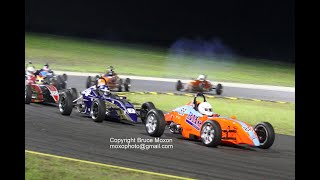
[25,73,76,104]
[144,93,275,149]
[26,62,68,90]
[86,66,131,92]
[59,77,157,123]
[176,75,223,95]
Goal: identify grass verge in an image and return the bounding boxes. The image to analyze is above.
[25,33,294,87]
[123,94,295,136]
[25,151,188,180]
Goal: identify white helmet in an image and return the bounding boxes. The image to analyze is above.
[197,75,205,81]
[26,66,35,76]
[198,102,213,116]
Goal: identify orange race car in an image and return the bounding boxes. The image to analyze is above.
[176,74,223,95]
[144,93,275,149]
[86,66,131,92]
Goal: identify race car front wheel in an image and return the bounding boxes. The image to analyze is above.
[140,102,156,124]
[25,85,32,104]
[59,91,73,115]
[200,120,222,147]
[254,122,275,149]
[124,78,131,92]
[145,109,165,137]
[91,98,106,122]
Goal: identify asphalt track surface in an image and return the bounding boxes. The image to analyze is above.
[25,102,295,180]
[66,75,294,102]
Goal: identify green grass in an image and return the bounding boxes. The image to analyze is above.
[25,152,180,180]
[25,33,295,87]
[123,94,295,136]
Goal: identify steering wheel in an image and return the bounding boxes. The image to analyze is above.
[193,92,206,111]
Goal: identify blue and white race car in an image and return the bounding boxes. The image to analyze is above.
[58,77,156,123]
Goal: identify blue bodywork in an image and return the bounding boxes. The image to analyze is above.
[80,86,138,122]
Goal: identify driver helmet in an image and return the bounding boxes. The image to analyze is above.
[26,66,35,76]
[198,102,213,116]
[98,84,110,96]
[107,65,114,71]
[197,75,206,81]
[35,76,44,84]
[43,63,49,71]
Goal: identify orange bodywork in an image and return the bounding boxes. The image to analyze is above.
[187,80,213,92]
[97,74,120,89]
[164,103,260,147]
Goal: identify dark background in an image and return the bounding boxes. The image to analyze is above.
[25,0,295,62]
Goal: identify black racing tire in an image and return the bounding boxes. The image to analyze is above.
[199,82,205,92]
[124,78,130,92]
[140,102,156,124]
[254,122,275,149]
[70,88,78,101]
[91,98,106,122]
[86,76,92,88]
[145,109,166,137]
[25,85,32,104]
[200,120,222,147]
[59,91,73,115]
[216,83,223,95]
[176,80,183,91]
[118,79,123,92]
[62,73,68,81]
[57,75,66,90]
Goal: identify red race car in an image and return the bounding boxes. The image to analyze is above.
[25,74,77,104]
[176,74,223,95]
[25,74,60,104]
[144,93,275,149]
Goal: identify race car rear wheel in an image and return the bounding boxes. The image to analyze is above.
[62,73,68,81]
[124,78,130,92]
[86,76,92,88]
[200,120,222,147]
[145,109,165,137]
[118,79,123,92]
[254,122,275,149]
[216,83,223,95]
[91,98,106,122]
[59,91,73,115]
[176,80,183,91]
[70,88,78,101]
[140,102,156,124]
[57,75,66,90]
[25,85,32,104]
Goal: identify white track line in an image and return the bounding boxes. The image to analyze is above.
[55,71,295,92]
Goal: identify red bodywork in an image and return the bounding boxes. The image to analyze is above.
[26,75,59,103]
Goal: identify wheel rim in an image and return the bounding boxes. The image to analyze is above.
[91,102,99,119]
[59,96,66,112]
[255,125,268,145]
[146,113,157,134]
[201,124,215,144]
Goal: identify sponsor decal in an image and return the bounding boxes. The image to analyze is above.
[185,112,202,130]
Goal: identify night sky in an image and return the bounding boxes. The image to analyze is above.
[25,0,295,62]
